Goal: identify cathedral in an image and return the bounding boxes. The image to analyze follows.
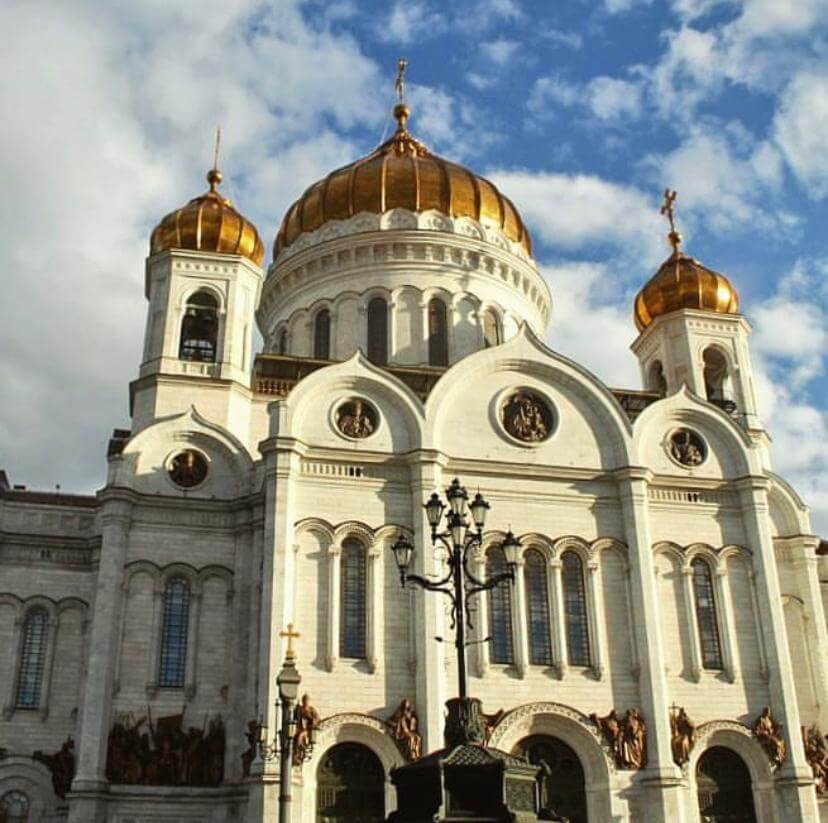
[1,74,827,823]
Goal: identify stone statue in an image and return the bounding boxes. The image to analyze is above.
[502,391,550,442]
[388,698,423,762]
[292,694,321,765]
[669,429,705,466]
[337,400,376,439]
[802,725,828,794]
[591,709,624,765]
[753,707,786,767]
[592,708,647,769]
[669,706,696,766]
[241,719,260,777]
[33,736,75,798]
[481,708,506,745]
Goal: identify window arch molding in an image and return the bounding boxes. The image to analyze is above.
[176,284,226,315]
[480,303,504,348]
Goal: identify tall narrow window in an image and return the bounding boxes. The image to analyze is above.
[703,348,730,403]
[487,547,514,664]
[648,360,667,394]
[15,608,48,709]
[561,552,590,667]
[524,550,552,665]
[428,298,448,367]
[367,297,388,365]
[277,328,288,355]
[314,309,331,360]
[179,291,219,362]
[158,578,191,688]
[340,539,366,659]
[482,309,501,348]
[692,558,723,670]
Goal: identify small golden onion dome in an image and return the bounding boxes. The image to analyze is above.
[274,103,532,258]
[634,249,740,332]
[151,168,265,267]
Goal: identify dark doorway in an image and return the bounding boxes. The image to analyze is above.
[696,746,757,822]
[316,742,385,823]
[514,735,588,823]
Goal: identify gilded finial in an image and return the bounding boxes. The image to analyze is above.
[660,188,682,254]
[393,57,410,131]
[207,126,222,192]
[279,622,300,663]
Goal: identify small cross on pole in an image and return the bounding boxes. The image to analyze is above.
[279,623,300,663]
[395,57,408,103]
[660,188,682,254]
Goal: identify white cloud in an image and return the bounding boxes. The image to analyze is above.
[377,1,444,44]
[481,38,520,66]
[540,28,583,50]
[529,75,643,121]
[773,70,828,197]
[604,0,654,13]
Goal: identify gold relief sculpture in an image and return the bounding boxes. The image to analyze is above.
[388,698,422,762]
[481,707,506,745]
[668,428,706,467]
[591,708,647,770]
[32,736,75,798]
[669,705,696,766]
[168,450,209,488]
[753,707,787,767]
[336,399,378,439]
[292,694,321,765]
[802,724,828,793]
[502,390,553,443]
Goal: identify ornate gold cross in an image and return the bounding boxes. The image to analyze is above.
[395,57,408,102]
[279,623,300,662]
[660,188,682,253]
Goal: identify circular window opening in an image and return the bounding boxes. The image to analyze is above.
[668,428,707,467]
[500,389,555,443]
[168,449,209,488]
[334,398,379,440]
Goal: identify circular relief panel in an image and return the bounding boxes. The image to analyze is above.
[334,397,379,440]
[667,428,707,467]
[500,388,555,444]
[168,449,209,488]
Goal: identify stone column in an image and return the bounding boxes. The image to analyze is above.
[616,469,686,823]
[69,493,133,823]
[513,556,529,678]
[737,478,819,820]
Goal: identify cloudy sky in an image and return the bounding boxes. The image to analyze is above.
[1,0,826,532]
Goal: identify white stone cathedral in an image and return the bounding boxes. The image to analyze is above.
[1,91,827,823]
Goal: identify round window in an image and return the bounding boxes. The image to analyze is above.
[168,449,209,488]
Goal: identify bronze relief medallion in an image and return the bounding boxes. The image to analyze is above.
[667,428,707,466]
[335,398,379,439]
[168,449,209,488]
[500,389,554,443]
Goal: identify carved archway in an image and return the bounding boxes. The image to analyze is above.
[696,746,757,822]
[316,742,384,822]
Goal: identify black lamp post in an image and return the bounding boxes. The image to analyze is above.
[391,478,522,701]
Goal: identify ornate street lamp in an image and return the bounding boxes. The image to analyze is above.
[256,625,314,823]
[391,478,521,700]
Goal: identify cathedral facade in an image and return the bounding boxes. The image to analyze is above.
[1,94,827,823]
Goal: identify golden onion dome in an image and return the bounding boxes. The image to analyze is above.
[634,250,740,332]
[274,103,532,258]
[151,167,265,267]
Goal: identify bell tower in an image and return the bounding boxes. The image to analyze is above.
[631,190,763,433]
[132,133,265,433]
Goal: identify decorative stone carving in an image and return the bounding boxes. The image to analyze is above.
[481,707,506,745]
[32,736,75,798]
[168,449,208,488]
[388,699,422,762]
[668,428,706,466]
[501,389,553,443]
[105,710,225,786]
[753,707,786,767]
[802,724,828,794]
[335,398,378,439]
[591,708,647,769]
[292,694,321,765]
[669,705,696,766]
[241,719,261,777]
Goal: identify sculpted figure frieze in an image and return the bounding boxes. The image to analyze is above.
[802,724,828,793]
[32,736,75,799]
[753,707,786,767]
[669,706,696,766]
[293,694,321,765]
[591,708,647,769]
[388,698,422,762]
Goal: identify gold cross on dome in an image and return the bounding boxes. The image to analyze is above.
[213,126,222,171]
[660,187,682,253]
[395,57,408,102]
[279,623,300,662]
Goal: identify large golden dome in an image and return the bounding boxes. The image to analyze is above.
[274,103,532,258]
[151,168,265,267]
[634,249,739,332]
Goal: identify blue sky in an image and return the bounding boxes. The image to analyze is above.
[1,0,826,531]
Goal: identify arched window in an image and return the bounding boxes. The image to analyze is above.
[692,558,723,670]
[314,309,331,360]
[366,297,388,365]
[179,291,219,362]
[427,298,448,367]
[524,550,552,666]
[482,309,502,348]
[696,746,756,822]
[0,790,30,823]
[340,539,366,659]
[703,347,730,404]
[158,578,191,688]
[15,608,48,709]
[277,328,288,355]
[316,743,384,822]
[561,552,590,667]
[487,546,514,664]
[648,360,667,394]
